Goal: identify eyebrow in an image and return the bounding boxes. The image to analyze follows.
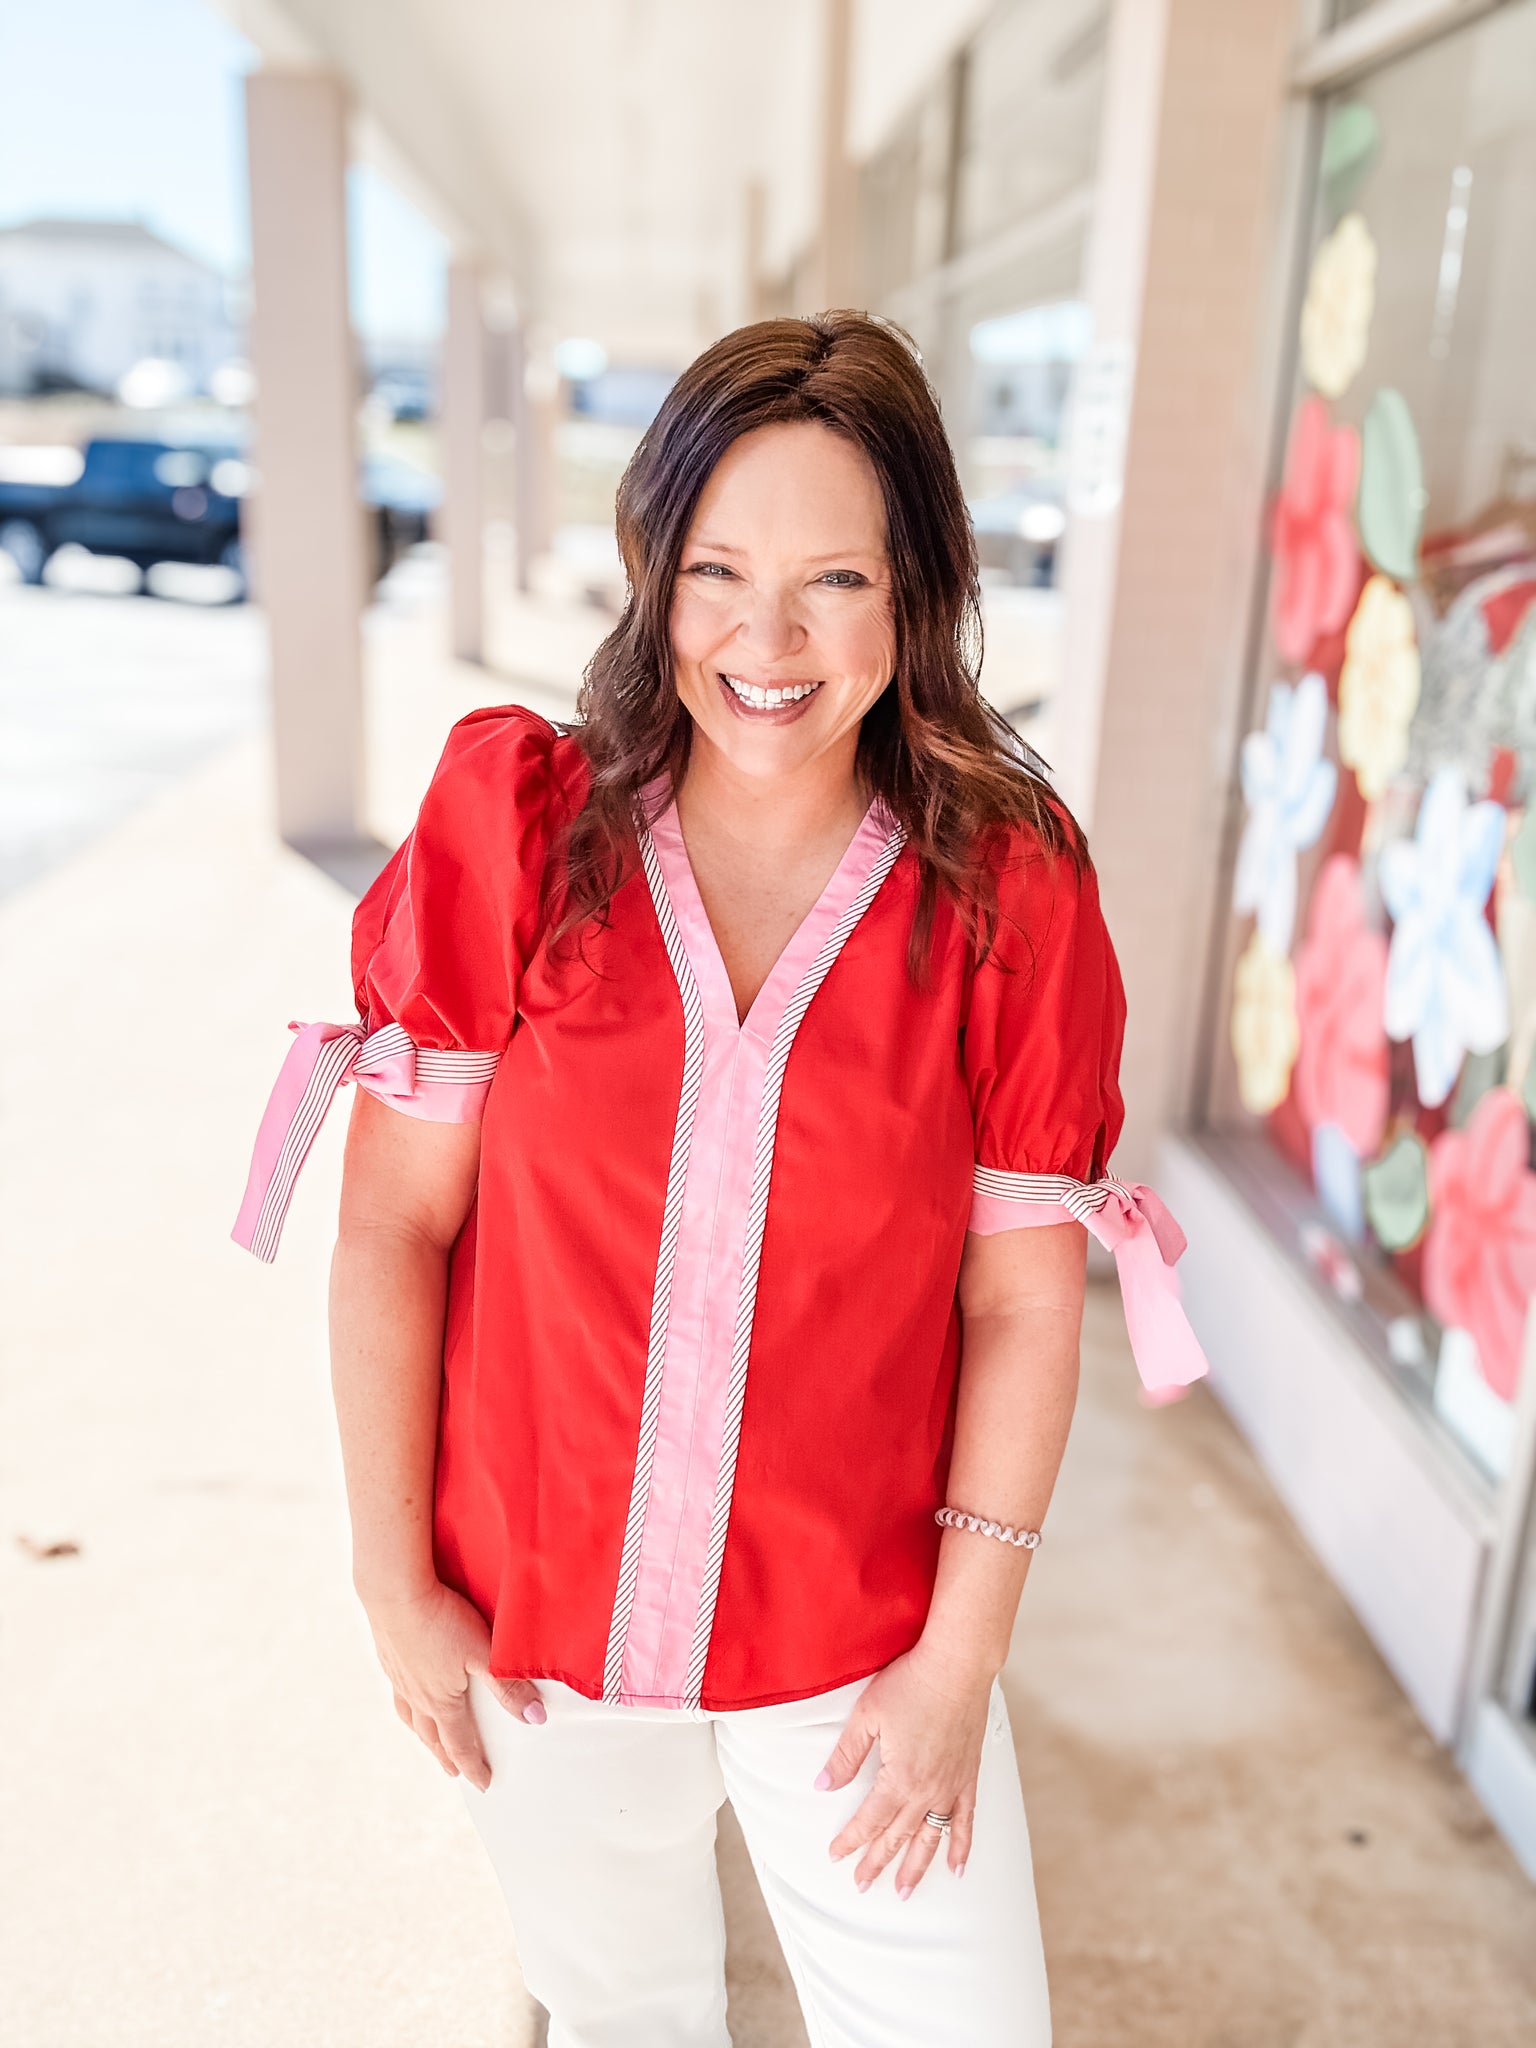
[686,536,885,562]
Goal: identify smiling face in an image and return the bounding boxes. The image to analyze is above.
[669,420,897,789]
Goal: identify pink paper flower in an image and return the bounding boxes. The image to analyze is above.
[1271,397,1361,665]
[1293,854,1390,1155]
[1423,1088,1536,1403]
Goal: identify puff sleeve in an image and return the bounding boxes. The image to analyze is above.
[232,707,558,1262]
[963,828,1208,1396]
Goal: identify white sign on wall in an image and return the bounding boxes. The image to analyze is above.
[1065,338,1136,519]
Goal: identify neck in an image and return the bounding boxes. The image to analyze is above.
[675,727,868,855]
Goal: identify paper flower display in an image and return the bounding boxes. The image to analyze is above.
[1381,767,1508,1108]
[1361,1128,1431,1252]
[1300,212,1377,399]
[1233,673,1338,953]
[1423,1087,1536,1401]
[1294,854,1390,1154]
[1232,933,1300,1116]
[1270,397,1361,665]
[1312,1121,1365,1241]
[1338,574,1421,801]
[1358,388,1425,583]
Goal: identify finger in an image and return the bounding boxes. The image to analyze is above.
[410,1709,459,1778]
[948,1795,975,1876]
[392,1692,414,1730]
[894,1815,947,1898]
[486,1675,547,1727]
[815,1697,876,1792]
[828,1781,903,1863]
[434,1690,492,1791]
[855,1812,920,1890]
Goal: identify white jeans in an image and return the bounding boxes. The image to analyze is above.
[460,1670,1051,2048]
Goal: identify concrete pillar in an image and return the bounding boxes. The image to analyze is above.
[511,328,558,595]
[244,69,367,853]
[1054,0,1303,1177]
[811,0,859,311]
[443,259,487,663]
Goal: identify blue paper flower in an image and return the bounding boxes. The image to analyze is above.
[1234,673,1338,953]
[1381,767,1508,1108]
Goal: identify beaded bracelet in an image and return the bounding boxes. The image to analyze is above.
[935,1506,1042,1550]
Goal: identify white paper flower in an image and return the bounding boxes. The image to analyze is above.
[1381,767,1509,1108]
[1301,212,1377,400]
[1234,672,1338,953]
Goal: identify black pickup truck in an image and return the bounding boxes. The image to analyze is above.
[0,436,440,596]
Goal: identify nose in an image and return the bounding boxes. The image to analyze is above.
[733,584,804,662]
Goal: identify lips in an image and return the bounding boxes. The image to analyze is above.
[718,672,823,712]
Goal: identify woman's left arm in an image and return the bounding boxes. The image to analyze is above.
[818,1218,1086,1893]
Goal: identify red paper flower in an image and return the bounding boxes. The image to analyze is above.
[1423,1088,1536,1402]
[1271,396,1361,666]
[1293,854,1389,1155]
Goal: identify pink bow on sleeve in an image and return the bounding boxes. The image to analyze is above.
[231,1020,499,1264]
[1080,1181,1208,1399]
[967,1171,1209,1398]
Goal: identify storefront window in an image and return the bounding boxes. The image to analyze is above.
[1207,0,1536,1488]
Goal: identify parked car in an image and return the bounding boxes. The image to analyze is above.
[0,435,441,597]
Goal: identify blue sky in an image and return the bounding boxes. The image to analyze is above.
[0,0,447,342]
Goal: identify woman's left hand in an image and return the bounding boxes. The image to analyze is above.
[816,1645,993,1895]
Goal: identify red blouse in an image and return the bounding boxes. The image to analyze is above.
[234,705,1205,1710]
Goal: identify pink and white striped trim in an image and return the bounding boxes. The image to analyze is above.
[231,1019,500,1263]
[968,1167,1209,1396]
[601,788,905,1707]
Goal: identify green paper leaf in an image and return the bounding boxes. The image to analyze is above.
[1361,1129,1430,1252]
[1321,102,1380,217]
[1450,1046,1506,1127]
[1358,388,1425,582]
[1522,1055,1536,1127]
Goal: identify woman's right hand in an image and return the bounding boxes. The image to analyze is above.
[361,1579,547,1790]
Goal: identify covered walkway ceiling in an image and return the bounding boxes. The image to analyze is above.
[216,0,992,360]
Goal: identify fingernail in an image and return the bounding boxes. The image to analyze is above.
[521,1701,546,1725]
[955,1861,967,1879]
[897,1884,913,1902]
[857,1879,871,1894]
[813,1769,832,1791]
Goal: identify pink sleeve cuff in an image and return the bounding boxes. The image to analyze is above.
[231,1020,501,1263]
[968,1167,1209,1396]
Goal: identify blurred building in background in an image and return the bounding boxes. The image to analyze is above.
[3,0,1534,1883]
[0,216,241,400]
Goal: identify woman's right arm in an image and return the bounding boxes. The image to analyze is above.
[329,1089,545,1789]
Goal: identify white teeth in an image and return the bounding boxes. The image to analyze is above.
[720,673,820,709]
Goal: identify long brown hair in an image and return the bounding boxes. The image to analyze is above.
[557,309,1083,974]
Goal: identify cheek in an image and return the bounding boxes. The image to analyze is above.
[670,582,733,664]
[827,593,896,680]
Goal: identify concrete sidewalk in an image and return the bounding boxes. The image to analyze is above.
[2,584,1533,2045]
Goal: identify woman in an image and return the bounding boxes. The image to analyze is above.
[233,311,1205,2046]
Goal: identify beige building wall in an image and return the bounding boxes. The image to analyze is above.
[1060,0,1308,1181]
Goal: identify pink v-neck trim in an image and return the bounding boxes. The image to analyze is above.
[613,785,900,1704]
[643,790,895,1039]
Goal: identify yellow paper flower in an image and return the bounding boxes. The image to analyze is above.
[1232,933,1299,1115]
[1338,574,1421,801]
[1300,212,1377,399]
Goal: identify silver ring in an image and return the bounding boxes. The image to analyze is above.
[923,1810,953,1833]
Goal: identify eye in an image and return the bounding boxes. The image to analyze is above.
[819,570,866,588]
[685,560,734,579]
